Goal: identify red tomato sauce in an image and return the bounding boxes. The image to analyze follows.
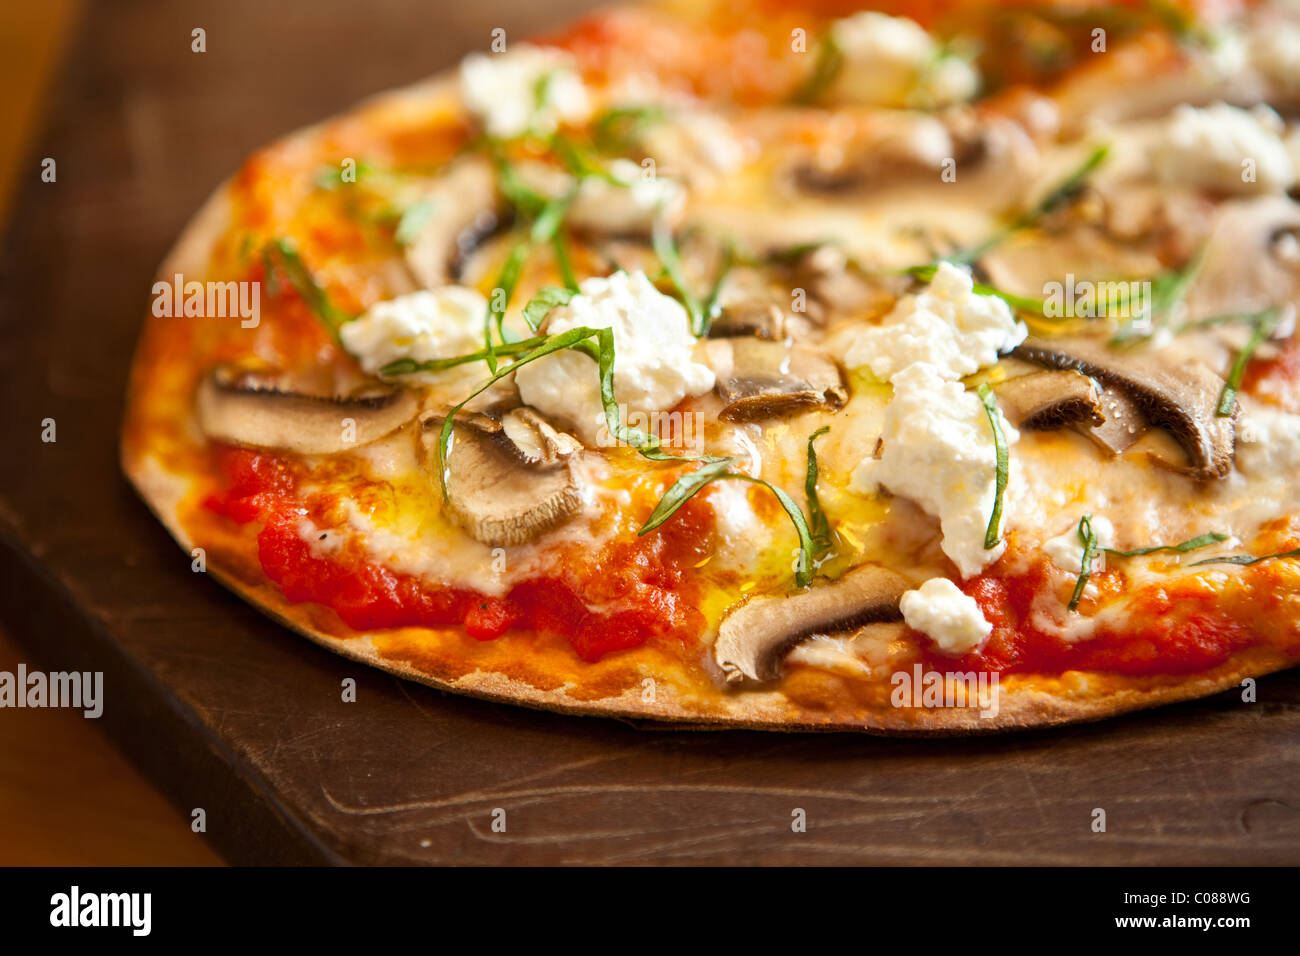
[1243,334,1300,414]
[203,447,707,662]
[919,561,1258,677]
[204,447,1275,676]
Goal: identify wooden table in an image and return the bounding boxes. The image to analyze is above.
[2,0,1298,865]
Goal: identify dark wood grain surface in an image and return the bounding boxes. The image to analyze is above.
[1,0,1298,865]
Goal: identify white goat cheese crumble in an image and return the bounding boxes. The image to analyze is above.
[1147,102,1295,194]
[900,577,992,655]
[1044,515,1115,572]
[514,270,715,445]
[844,261,1027,382]
[830,12,979,108]
[852,362,1019,578]
[340,286,487,383]
[459,44,590,139]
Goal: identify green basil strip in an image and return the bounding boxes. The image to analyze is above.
[638,466,819,588]
[977,384,1009,550]
[1105,532,1229,557]
[1022,144,1110,225]
[1180,307,1279,333]
[1191,546,1300,567]
[1068,514,1100,612]
[1217,308,1284,417]
[522,286,576,331]
[1109,247,1207,345]
[946,143,1110,266]
[652,218,704,334]
[262,239,352,340]
[805,425,833,559]
[700,242,735,336]
[792,33,844,105]
[553,230,579,292]
[495,156,548,215]
[638,458,736,533]
[906,263,1047,317]
[394,197,435,247]
[591,106,666,151]
[378,336,548,378]
[481,187,576,371]
[438,326,606,496]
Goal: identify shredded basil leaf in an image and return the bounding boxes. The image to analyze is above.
[1105,532,1228,557]
[977,384,1009,550]
[804,426,833,560]
[481,183,576,372]
[522,286,576,331]
[906,263,1047,317]
[261,239,351,340]
[700,242,735,336]
[1191,546,1300,567]
[639,464,820,588]
[1217,307,1285,417]
[638,458,737,533]
[1068,514,1100,612]
[378,336,548,378]
[652,218,704,333]
[591,106,666,151]
[945,144,1110,266]
[1109,248,1207,345]
[393,197,435,247]
[792,33,844,105]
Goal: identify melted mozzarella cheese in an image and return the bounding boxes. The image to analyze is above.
[1044,514,1115,572]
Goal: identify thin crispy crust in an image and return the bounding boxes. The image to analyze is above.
[121,74,1292,736]
[124,449,1290,735]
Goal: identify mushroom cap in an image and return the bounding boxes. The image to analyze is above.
[1013,335,1236,479]
[403,156,501,289]
[195,368,419,455]
[709,338,847,422]
[426,407,585,548]
[994,369,1104,431]
[714,564,910,683]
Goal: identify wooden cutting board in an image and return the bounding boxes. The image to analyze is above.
[1,0,1297,865]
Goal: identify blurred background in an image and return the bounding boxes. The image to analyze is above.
[0,0,602,866]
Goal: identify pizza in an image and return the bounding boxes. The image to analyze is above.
[121,0,1300,733]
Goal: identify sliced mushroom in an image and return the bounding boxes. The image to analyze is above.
[714,564,910,683]
[994,370,1104,430]
[423,406,584,547]
[1184,196,1300,322]
[708,338,847,421]
[404,155,502,289]
[1013,336,1236,479]
[790,113,1037,210]
[196,368,419,455]
[708,264,812,339]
